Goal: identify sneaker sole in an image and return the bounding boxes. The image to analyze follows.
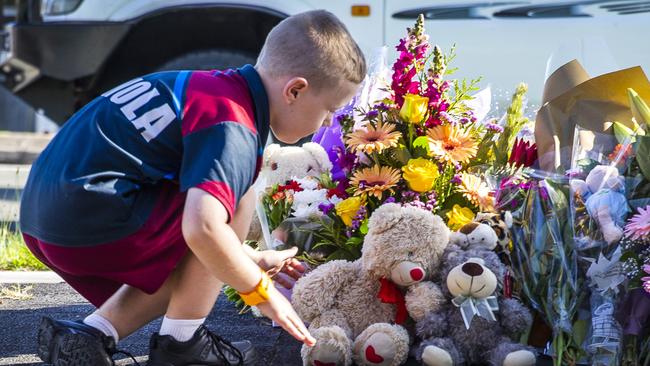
[37,317,56,362]
[37,317,114,366]
[146,348,257,366]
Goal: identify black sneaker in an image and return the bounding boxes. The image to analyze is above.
[37,316,141,366]
[147,325,256,366]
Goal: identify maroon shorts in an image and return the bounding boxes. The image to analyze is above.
[23,183,189,307]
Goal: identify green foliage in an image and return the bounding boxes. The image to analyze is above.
[494,83,529,165]
[0,225,48,271]
[635,135,650,180]
[261,185,293,232]
[307,217,362,264]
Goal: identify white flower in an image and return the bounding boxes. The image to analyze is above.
[292,204,321,219]
[328,195,343,205]
[293,189,327,206]
[293,176,319,190]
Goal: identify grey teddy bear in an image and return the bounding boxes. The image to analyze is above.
[413,242,536,366]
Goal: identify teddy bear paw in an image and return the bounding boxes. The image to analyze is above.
[358,332,397,366]
[311,342,345,366]
[503,350,536,366]
[421,345,453,366]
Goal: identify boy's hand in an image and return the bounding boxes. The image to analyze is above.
[255,247,307,289]
[257,284,317,347]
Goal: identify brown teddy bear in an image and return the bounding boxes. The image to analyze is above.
[291,203,451,366]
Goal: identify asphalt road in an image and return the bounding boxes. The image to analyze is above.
[0,282,555,366]
[0,282,303,366]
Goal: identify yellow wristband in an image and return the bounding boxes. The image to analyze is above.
[238,269,272,307]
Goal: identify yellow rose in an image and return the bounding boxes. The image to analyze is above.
[401,158,439,193]
[446,204,475,231]
[336,197,363,226]
[400,94,429,124]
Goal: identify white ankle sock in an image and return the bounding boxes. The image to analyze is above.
[83,313,119,342]
[159,316,206,342]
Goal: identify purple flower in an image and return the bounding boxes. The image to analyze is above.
[332,146,357,176]
[336,113,350,124]
[451,174,462,184]
[319,202,335,215]
[350,206,368,231]
[374,102,390,111]
[486,123,504,133]
[384,196,396,204]
[539,185,549,201]
[366,110,379,119]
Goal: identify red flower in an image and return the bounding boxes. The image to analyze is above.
[327,187,346,199]
[278,180,303,193]
[509,138,537,168]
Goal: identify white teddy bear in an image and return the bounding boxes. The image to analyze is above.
[247,143,333,249]
[260,142,332,186]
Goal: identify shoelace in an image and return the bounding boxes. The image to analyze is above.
[207,331,244,366]
[111,346,141,366]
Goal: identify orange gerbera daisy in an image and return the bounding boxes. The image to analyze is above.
[457,173,494,211]
[346,121,401,154]
[427,124,478,164]
[350,165,401,199]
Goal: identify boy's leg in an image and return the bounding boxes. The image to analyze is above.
[95,187,258,338]
[94,248,222,339]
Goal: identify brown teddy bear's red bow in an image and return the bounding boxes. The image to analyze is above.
[378,278,407,324]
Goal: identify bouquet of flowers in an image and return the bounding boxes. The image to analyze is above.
[566,88,650,366]
[509,175,587,366]
[300,15,533,265]
[508,64,650,365]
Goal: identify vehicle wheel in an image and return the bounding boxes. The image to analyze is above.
[157,49,256,71]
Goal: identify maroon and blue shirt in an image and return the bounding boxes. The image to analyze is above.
[20,65,270,247]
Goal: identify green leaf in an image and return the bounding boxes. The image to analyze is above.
[346,236,363,248]
[359,219,369,234]
[393,147,412,165]
[636,135,650,180]
[572,319,589,346]
[613,121,638,144]
[413,136,430,153]
[577,158,599,173]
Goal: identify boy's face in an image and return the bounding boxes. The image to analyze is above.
[270,77,359,144]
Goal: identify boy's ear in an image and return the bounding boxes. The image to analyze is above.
[283,77,309,103]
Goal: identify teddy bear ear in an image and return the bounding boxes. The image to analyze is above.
[367,203,403,234]
[263,144,281,166]
[301,142,333,172]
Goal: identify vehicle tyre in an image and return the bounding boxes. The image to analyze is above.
[157,49,256,71]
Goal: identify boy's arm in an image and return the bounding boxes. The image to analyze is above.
[230,188,307,289]
[182,187,315,346]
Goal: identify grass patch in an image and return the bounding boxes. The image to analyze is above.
[0,225,48,271]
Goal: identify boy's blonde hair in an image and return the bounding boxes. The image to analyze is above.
[256,10,367,89]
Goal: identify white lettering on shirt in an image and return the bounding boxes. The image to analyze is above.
[102,78,175,142]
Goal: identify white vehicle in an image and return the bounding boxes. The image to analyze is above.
[1,0,649,126]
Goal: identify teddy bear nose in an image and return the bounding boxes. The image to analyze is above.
[461,262,484,277]
[409,268,424,281]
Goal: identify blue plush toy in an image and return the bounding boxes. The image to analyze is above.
[571,165,630,244]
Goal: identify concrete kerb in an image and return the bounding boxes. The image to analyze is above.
[0,271,63,284]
